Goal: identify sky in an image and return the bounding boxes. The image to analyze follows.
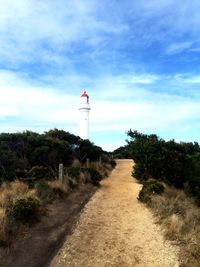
[1,0,200,151]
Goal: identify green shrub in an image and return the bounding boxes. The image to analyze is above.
[34,181,53,201]
[138,179,164,203]
[143,179,165,194]
[110,160,116,168]
[27,166,50,180]
[67,167,80,181]
[5,197,40,223]
[48,180,68,198]
[138,188,152,203]
[35,180,68,201]
[83,168,103,186]
[67,177,79,190]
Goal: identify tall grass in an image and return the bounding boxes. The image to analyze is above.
[147,186,200,267]
[0,161,115,247]
[0,179,69,246]
[0,180,35,208]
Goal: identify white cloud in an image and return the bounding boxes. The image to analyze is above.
[91,98,200,132]
[0,70,79,133]
[1,0,200,150]
[182,75,200,84]
[166,42,193,55]
[0,70,200,149]
[0,0,127,66]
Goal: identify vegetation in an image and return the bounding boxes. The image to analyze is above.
[0,129,115,247]
[112,145,131,159]
[142,186,200,266]
[125,129,200,266]
[82,168,103,186]
[6,197,40,223]
[0,128,107,183]
[138,179,164,203]
[127,130,200,202]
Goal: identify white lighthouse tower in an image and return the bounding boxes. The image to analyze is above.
[79,91,91,140]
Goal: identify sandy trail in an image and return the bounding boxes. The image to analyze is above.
[50,159,179,267]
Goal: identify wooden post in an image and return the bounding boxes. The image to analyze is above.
[59,163,64,182]
[86,158,90,168]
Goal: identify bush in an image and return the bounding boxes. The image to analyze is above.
[67,177,79,190]
[48,180,69,198]
[0,209,6,246]
[143,179,165,194]
[0,180,29,208]
[147,185,200,266]
[83,168,103,186]
[5,197,40,223]
[67,166,80,181]
[138,187,152,203]
[34,181,53,202]
[89,162,109,178]
[138,179,164,203]
[110,160,116,168]
[27,166,50,180]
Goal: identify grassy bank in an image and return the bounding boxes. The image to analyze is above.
[138,180,200,267]
[0,161,115,248]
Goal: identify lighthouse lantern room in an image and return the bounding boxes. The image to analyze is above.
[78,91,91,140]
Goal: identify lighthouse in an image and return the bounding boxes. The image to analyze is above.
[79,91,91,140]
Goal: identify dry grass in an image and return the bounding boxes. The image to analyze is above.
[0,208,6,245]
[0,161,115,248]
[0,180,34,208]
[48,180,69,195]
[90,162,111,178]
[0,180,38,246]
[0,179,69,246]
[148,186,200,266]
[71,159,81,167]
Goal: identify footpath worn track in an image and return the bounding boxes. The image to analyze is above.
[50,160,179,267]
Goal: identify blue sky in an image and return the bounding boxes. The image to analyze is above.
[1,0,200,151]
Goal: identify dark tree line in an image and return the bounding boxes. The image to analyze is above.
[119,130,200,202]
[0,129,106,183]
[112,145,131,159]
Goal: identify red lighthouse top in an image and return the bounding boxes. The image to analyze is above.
[81,91,89,97]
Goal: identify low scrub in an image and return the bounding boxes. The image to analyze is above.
[144,185,200,266]
[35,181,53,202]
[82,168,103,186]
[0,209,6,246]
[67,166,81,182]
[66,165,104,188]
[48,180,69,197]
[35,180,68,202]
[27,166,52,181]
[0,180,33,208]
[0,179,69,246]
[89,161,115,178]
[0,159,115,247]
[138,179,164,203]
[5,197,40,223]
[110,159,117,169]
[0,196,40,247]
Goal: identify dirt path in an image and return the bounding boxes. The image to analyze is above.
[50,159,179,267]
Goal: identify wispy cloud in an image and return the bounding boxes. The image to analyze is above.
[166,42,193,55]
[1,1,200,150]
[1,69,200,139]
[0,70,79,132]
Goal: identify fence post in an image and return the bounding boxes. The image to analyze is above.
[59,163,64,182]
[86,158,90,168]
